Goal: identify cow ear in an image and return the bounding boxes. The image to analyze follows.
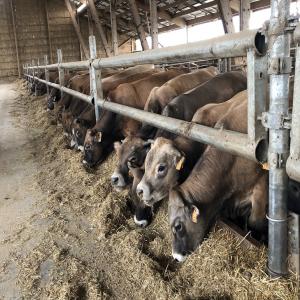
[143,140,153,148]
[114,141,121,151]
[146,139,155,148]
[174,154,185,171]
[190,205,200,223]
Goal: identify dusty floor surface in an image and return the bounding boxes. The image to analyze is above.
[0,80,299,299]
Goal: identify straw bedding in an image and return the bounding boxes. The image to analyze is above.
[11,79,299,299]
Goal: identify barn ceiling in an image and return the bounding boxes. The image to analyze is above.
[70,0,273,38]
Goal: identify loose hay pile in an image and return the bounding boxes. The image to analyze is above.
[12,79,299,299]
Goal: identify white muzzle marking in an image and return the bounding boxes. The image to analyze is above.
[172,251,187,263]
[134,215,148,228]
[78,145,84,152]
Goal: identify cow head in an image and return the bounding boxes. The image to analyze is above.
[111,136,151,191]
[136,137,185,206]
[35,82,47,96]
[169,189,214,263]
[47,88,60,111]
[82,129,105,168]
[70,118,94,152]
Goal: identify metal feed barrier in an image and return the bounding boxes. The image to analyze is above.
[23,0,300,277]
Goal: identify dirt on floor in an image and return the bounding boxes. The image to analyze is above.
[1,79,299,300]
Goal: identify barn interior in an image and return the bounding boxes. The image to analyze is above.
[0,0,300,299]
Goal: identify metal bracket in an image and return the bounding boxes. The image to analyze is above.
[260,112,291,130]
[268,57,292,74]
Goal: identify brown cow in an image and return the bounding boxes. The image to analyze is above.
[155,71,247,139]
[112,137,153,226]
[82,69,186,168]
[139,66,218,138]
[168,92,268,262]
[102,65,159,97]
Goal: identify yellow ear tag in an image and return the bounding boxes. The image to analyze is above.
[192,208,199,223]
[261,162,269,170]
[176,156,185,171]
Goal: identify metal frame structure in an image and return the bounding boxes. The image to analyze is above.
[23,0,299,278]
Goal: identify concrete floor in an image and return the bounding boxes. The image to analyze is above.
[0,82,47,299]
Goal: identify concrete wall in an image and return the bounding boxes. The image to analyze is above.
[0,0,132,79]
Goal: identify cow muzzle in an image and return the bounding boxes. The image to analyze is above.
[136,182,153,205]
[111,172,126,190]
[172,251,187,263]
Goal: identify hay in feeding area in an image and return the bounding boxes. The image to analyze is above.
[10,79,299,299]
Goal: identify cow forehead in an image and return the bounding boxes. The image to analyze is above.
[146,142,176,165]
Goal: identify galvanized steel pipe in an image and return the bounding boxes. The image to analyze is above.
[24,73,264,163]
[287,46,300,182]
[27,29,265,71]
[267,0,291,277]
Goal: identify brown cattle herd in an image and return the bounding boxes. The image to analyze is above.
[30,64,300,263]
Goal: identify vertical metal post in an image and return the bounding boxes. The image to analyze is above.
[287,45,300,181]
[89,36,103,121]
[150,0,158,49]
[289,212,300,275]
[57,49,64,99]
[32,59,35,94]
[110,0,118,55]
[35,58,40,96]
[44,55,49,97]
[247,49,268,144]
[267,0,291,277]
[45,0,53,64]
[87,0,112,57]
[240,0,250,31]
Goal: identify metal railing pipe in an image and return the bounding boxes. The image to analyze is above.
[92,29,265,69]
[24,73,264,163]
[28,60,90,70]
[287,45,300,182]
[267,0,291,277]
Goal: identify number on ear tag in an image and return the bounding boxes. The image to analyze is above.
[176,156,185,171]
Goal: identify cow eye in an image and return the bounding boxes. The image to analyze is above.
[129,156,137,163]
[174,223,182,233]
[157,164,166,173]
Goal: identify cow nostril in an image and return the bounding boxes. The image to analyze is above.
[111,176,119,184]
[136,188,143,197]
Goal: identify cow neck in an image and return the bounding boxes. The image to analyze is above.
[179,146,235,207]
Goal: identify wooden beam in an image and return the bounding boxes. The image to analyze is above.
[135,0,186,28]
[150,0,158,49]
[87,0,112,57]
[217,0,235,34]
[64,0,89,59]
[9,0,20,77]
[87,2,94,35]
[128,0,150,50]
[240,0,250,30]
[110,0,118,55]
[173,1,217,18]
[230,0,240,12]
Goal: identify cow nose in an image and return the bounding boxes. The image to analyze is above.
[111,175,119,185]
[136,187,143,198]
